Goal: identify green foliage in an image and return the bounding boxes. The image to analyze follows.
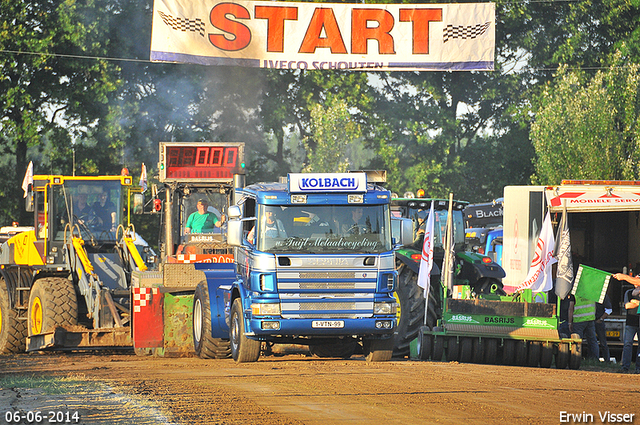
[531,54,640,184]
[302,100,361,173]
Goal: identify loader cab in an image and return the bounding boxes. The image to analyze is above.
[32,176,132,255]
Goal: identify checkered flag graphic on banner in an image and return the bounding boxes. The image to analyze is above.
[443,22,491,43]
[158,10,205,37]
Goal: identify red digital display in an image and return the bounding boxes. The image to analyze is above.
[162,144,244,181]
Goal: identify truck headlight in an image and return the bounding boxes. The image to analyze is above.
[251,303,281,316]
[374,302,396,315]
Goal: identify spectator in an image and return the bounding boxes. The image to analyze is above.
[595,294,613,362]
[620,287,640,373]
[568,295,599,360]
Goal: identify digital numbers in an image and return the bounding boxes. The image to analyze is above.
[162,144,243,181]
[4,410,80,423]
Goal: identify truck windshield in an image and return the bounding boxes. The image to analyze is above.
[408,207,465,250]
[255,204,391,254]
[52,180,123,241]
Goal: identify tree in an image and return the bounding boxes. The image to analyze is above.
[531,55,640,184]
[0,0,123,224]
[302,100,362,173]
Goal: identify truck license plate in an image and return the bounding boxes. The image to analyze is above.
[312,321,344,328]
[607,331,620,338]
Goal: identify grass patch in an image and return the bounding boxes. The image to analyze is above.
[0,375,100,395]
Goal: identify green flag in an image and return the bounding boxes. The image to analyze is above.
[571,265,611,303]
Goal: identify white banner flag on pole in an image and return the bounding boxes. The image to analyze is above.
[517,211,557,293]
[417,201,435,298]
[21,161,33,198]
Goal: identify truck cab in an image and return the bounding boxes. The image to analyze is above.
[216,172,398,362]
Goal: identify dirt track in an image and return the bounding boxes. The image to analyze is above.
[1,352,639,425]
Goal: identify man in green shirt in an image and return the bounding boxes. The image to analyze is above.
[185,199,225,234]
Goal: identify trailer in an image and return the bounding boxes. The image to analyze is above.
[503,181,640,353]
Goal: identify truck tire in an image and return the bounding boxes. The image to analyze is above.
[230,298,260,363]
[309,341,357,359]
[193,282,230,359]
[393,263,439,358]
[27,277,78,336]
[363,338,393,362]
[0,278,27,354]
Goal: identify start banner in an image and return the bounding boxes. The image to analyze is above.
[150,0,495,71]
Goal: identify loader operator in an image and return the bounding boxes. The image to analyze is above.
[184,199,225,234]
[92,191,117,232]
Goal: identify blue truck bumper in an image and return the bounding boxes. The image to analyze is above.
[247,316,396,339]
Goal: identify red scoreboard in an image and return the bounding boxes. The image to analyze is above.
[159,142,245,182]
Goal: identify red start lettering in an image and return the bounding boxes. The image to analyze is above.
[208,5,444,55]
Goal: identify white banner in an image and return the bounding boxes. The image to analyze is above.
[417,201,435,298]
[517,211,557,293]
[151,0,495,71]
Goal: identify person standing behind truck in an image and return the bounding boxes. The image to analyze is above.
[595,294,613,363]
[185,199,225,234]
[568,296,600,360]
[619,287,640,373]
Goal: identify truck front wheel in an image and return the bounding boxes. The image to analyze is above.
[230,298,260,363]
[0,278,27,354]
[27,277,78,336]
[363,338,393,362]
[193,282,230,359]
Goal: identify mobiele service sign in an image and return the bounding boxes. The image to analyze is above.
[150,0,495,71]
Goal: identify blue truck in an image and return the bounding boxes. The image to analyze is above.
[192,172,399,362]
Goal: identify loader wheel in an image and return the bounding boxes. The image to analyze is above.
[392,262,439,358]
[193,282,230,359]
[309,340,357,359]
[230,298,260,363]
[27,277,78,336]
[0,279,27,354]
[363,338,393,362]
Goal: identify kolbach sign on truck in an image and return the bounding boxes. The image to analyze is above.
[150,0,495,71]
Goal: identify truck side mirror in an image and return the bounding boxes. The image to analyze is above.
[228,205,242,219]
[391,217,413,247]
[132,193,144,214]
[227,219,243,246]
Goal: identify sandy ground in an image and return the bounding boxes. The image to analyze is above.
[1,351,639,425]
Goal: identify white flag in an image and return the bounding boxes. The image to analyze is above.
[554,202,574,299]
[417,201,435,298]
[516,211,557,293]
[21,161,33,198]
[139,163,148,193]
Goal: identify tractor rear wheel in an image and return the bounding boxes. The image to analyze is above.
[0,278,27,354]
[392,262,439,358]
[193,282,230,359]
[27,277,78,336]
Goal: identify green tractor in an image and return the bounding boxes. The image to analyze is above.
[391,195,506,357]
